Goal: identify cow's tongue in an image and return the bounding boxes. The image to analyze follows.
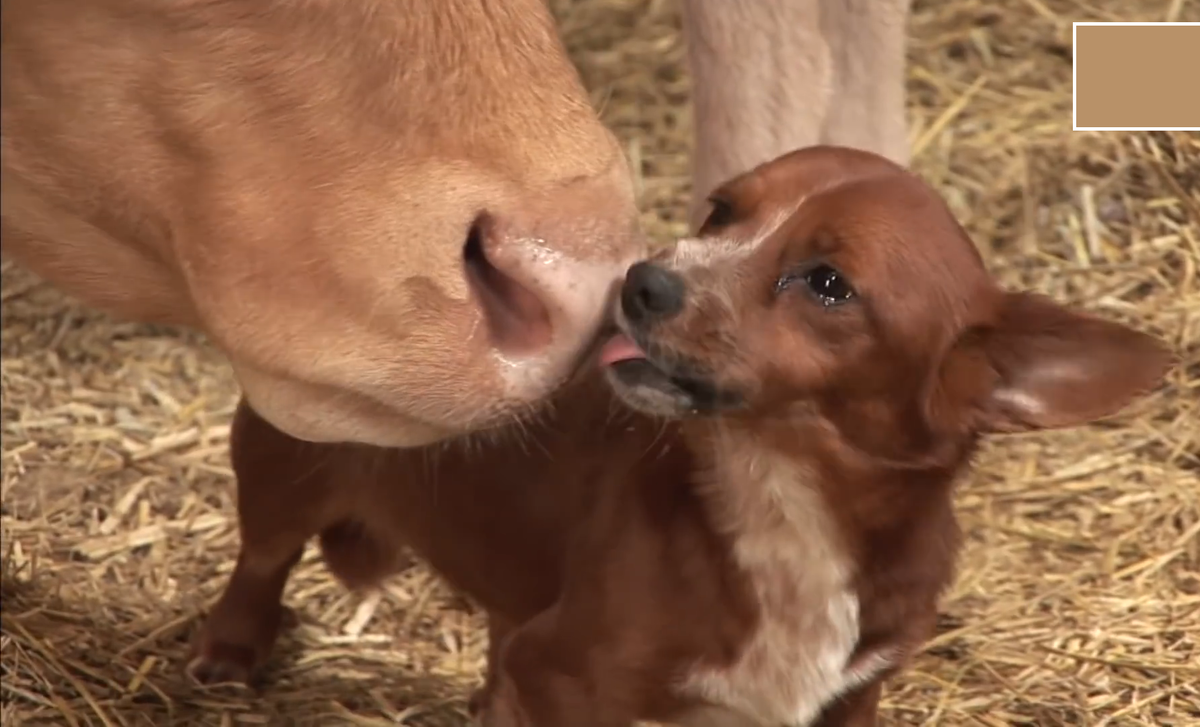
[598,333,646,365]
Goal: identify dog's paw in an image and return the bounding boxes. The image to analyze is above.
[186,640,258,686]
[186,605,297,687]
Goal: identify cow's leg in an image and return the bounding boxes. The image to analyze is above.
[680,0,912,227]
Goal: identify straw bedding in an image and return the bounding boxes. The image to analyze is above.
[2,0,1197,724]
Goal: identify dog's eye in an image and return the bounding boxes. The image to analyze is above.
[803,264,854,305]
[776,264,855,306]
[700,198,735,233]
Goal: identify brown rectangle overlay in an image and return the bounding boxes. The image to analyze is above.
[1075,24,1200,129]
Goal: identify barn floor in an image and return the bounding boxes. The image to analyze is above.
[3,0,1198,725]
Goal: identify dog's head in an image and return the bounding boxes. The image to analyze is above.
[599,146,1173,465]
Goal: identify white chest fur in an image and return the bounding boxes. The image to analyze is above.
[677,436,892,727]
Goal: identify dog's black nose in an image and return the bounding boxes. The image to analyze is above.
[621,261,685,323]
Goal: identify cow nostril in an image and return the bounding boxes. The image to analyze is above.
[463,214,552,354]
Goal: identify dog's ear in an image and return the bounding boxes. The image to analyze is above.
[931,292,1173,436]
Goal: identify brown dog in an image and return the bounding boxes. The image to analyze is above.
[190,146,1172,727]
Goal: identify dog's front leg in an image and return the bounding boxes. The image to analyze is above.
[812,680,882,727]
[187,399,342,685]
[467,613,517,719]
[474,607,635,727]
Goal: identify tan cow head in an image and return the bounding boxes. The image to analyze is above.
[1,0,646,447]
